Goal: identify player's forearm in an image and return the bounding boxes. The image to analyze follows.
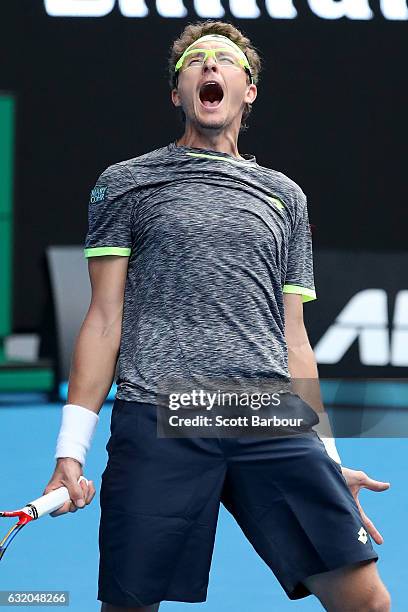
[287,340,324,414]
[67,311,122,414]
[287,339,341,463]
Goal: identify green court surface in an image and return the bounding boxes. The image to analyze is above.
[0,396,406,611]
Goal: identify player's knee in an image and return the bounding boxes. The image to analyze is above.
[375,589,391,612]
[328,582,391,612]
[362,587,391,612]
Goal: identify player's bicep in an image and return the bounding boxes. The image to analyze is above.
[83,163,136,326]
[87,256,129,328]
[283,293,309,348]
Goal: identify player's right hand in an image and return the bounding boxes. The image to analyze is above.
[43,458,96,517]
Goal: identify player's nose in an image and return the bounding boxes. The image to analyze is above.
[202,57,219,74]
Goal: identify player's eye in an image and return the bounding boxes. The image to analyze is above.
[185,53,204,67]
[217,53,237,65]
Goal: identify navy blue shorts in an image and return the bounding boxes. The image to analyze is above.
[98,397,378,608]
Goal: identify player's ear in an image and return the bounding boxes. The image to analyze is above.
[171,88,182,107]
[244,83,257,105]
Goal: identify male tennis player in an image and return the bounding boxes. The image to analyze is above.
[44,20,391,612]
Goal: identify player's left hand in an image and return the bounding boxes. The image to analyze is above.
[341,467,390,545]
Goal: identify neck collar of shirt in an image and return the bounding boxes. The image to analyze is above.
[168,141,257,164]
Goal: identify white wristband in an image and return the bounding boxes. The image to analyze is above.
[312,411,342,465]
[55,404,99,467]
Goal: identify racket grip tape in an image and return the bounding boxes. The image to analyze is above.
[23,477,88,519]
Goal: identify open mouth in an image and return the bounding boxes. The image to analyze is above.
[199,81,224,108]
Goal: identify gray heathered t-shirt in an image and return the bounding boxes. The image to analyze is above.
[84,141,317,404]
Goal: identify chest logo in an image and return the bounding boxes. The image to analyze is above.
[90,185,108,203]
[269,196,285,211]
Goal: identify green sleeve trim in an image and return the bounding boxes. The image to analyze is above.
[84,247,131,258]
[283,284,317,303]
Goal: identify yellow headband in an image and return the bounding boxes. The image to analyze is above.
[174,34,253,84]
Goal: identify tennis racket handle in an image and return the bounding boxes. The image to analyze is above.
[23,487,70,519]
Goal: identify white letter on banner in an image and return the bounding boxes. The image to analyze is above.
[314,290,389,366]
[194,0,224,18]
[391,291,408,366]
[380,0,408,20]
[118,0,148,17]
[308,0,373,20]
[44,0,115,16]
[265,0,297,19]
[156,0,187,17]
[229,0,261,18]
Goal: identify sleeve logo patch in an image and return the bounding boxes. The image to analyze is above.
[90,185,108,203]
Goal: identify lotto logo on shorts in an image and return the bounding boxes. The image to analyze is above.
[358,527,368,544]
[90,186,107,203]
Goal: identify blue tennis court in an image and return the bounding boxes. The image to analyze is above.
[0,394,406,611]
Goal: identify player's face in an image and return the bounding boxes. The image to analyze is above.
[172,40,257,132]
